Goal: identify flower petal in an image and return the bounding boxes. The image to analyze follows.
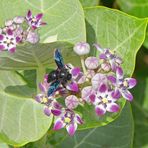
[27,10,32,18]
[7,29,13,36]
[66,123,77,136]
[9,47,16,53]
[107,75,116,85]
[111,89,121,99]
[125,78,137,89]
[35,13,43,20]
[44,107,51,116]
[98,83,107,93]
[81,86,95,102]
[67,82,79,92]
[92,73,108,90]
[75,114,83,124]
[0,45,5,51]
[95,105,106,116]
[116,67,123,79]
[53,119,65,130]
[71,67,81,76]
[51,109,62,116]
[106,103,120,112]
[121,90,133,101]
[0,34,4,40]
[99,53,107,59]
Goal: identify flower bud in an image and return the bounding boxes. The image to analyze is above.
[73,42,90,56]
[65,95,79,109]
[85,56,99,69]
[13,16,25,24]
[5,19,13,26]
[26,31,39,44]
[101,63,111,72]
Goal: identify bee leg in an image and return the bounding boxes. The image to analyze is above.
[61,80,67,88]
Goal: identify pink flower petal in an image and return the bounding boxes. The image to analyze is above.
[67,82,79,92]
[51,109,62,116]
[95,105,106,116]
[121,90,133,101]
[125,78,137,89]
[53,119,64,131]
[9,47,16,53]
[106,103,120,112]
[116,67,123,79]
[71,67,81,76]
[35,13,43,20]
[66,123,77,136]
[0,34,4,40]
[0,45,5,51]
[44,107,51,116]
[81,86,95,102]
[92,73,108,90]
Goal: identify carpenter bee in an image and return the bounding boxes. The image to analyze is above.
[47,49,72,96]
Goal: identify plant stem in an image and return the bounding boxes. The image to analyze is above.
[36,67,46,93]
[80,56,87,74]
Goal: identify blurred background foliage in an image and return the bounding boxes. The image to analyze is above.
[0,0,148,147]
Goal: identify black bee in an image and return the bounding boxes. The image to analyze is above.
[47,49,72,97]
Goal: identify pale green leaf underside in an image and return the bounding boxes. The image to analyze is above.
[117,0,148,48]
[55,103,133,148]
[0,71,52,146]
[0,0,86,43]
[0,42,80,70]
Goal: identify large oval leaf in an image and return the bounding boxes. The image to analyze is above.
[0,0,86,43]
[75,6,147,129]
[117,0,148,48]
[0,71,52,146]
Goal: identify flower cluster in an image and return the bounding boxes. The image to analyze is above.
[35,42,137,136]
[0,10,46,53]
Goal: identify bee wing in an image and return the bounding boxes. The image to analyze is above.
[47,80,60,96]
[54,49,64,68]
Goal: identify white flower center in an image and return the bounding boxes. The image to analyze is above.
[102,98,108,104]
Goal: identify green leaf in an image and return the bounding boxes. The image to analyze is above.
[51,103,134,148]
[132,48,148,148]
[76,6,147,129]
[0,0,86,43]
[0,42,80,70]
[0,71,52,146]
[117,0,148,48]
[79,0,99,7]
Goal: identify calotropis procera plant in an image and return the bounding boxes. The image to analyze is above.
[35,42,137,136]
[0,10,46,53]
[0,0,147,147]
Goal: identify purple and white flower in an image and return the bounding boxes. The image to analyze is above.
[0,29,19,53]
[108,67,137,101]
[53,109,83,136]
[26,10,46,30]
[94,44,122,71]
[93,84,120,116]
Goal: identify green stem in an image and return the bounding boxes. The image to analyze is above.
[36,67,46,93]
[80,56,87,74]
